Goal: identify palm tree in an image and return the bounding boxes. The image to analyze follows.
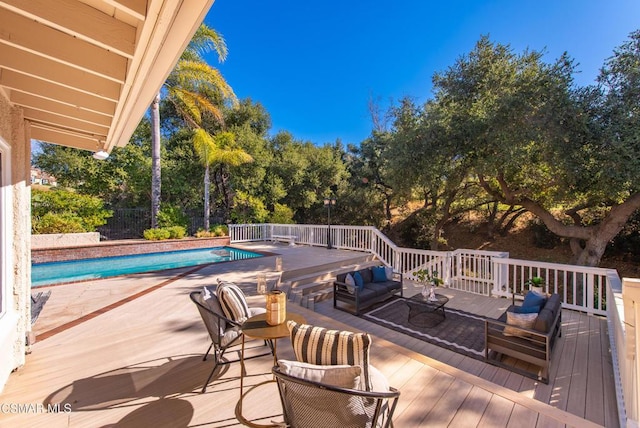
[150,24,235,228]
[193,130,252,230]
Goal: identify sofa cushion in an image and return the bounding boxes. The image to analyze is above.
[544,293,562,314]
[533,308,555,333]
[287,321,373,390]
[384,267,394,280]
[522,290,546,308]
[353,271,364,289]
[362,283,388,298]
[533,294,561,333]
[513,304,541,314]
[503,312,537,337]
[344,273,356,294]
[382,280,402,293]
[336,272,347,283]
[372,266,387,283]
[356,287,380,301]
[357,268,373,284]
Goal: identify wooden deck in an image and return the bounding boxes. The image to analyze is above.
[0,244,618,427]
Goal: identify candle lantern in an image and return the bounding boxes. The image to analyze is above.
[275,256,283,272]
[266,290,286,325]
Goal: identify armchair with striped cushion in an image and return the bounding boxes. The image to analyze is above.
[275,321,400,427]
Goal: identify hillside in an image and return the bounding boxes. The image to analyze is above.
[431,214,638,278]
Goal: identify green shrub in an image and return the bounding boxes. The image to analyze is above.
[194,224,227,238]
[211,224,228,237]
[231,191,268,223]
[31,188,112,234]
[194,228,216,238]
[157,205,188,228]
[166,226,186,239]
[143,228,171,240]
[32,212,86,234]
[268,203,295,224]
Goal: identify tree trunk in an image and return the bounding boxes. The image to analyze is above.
[479,174,640,266]
[150,93,161,229]
[203,164,210,231]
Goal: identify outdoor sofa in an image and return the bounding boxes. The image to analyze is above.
[333,265,403,316]
[484,291,562,383]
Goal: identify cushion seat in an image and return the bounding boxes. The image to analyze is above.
[334,265,403,316]
[278,321,400,427]
[485,292,562,384]
[190,283,271,393]
[362,283,390,298]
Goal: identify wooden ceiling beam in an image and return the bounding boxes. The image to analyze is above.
[0,9,127,83]
[0,70,116,116]
[30,125,104,152]
[103,0,147,21]
[0,44,120,102]
[23,108,110,136]
[11,92,112,127]
[0,0,136,58]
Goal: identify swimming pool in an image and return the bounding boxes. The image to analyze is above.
[31,246,263,287]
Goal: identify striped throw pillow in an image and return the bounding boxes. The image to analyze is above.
[287,320,373,390]
[217,281,250,323]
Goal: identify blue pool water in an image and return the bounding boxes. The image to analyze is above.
[32,246,263,287]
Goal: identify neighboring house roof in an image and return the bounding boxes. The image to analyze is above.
[30,168,57,185]
[0,0,215,154]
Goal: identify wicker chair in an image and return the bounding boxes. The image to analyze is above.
[272,365,400,428]
[190,290,272,393]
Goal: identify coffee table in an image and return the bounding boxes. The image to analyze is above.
[406,293,449,328]
[235,312,306,427]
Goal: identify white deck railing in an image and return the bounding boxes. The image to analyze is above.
[492,257,613,316]
[230,223,615,315]
[229,222,635,425]
[614,277,640,427]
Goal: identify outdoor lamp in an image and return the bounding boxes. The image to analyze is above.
[323,197,336,249]
[92,150,110,160]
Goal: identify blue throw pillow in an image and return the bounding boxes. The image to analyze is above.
[372,266,387,283]
[514,304,541,314]
[353,271,364,289]
[522,291,546,308]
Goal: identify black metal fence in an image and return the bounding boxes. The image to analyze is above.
[97,208,225,240]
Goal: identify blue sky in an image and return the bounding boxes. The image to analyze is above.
[205,0,639,146]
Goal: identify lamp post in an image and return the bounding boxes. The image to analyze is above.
[323,197,336,249]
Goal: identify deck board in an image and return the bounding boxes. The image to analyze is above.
[0,244,618,427]
[449,385,493,427]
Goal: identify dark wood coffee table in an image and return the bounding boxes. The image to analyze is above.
[406,293,449,327]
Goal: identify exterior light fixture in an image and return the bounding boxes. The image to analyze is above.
[323,197,336,249]
[92,150,109,160]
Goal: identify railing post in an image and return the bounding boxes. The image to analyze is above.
[623,278,640,426]
[444,251,452,287]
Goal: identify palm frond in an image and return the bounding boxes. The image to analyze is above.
[170,60,237,104]
[186,24,228,62]
[192,128,219,166]
[213,132,253,166]
[168,87,202,126]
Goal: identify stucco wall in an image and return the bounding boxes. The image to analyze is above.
[32,232,101,249]
[0,90,30,392]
